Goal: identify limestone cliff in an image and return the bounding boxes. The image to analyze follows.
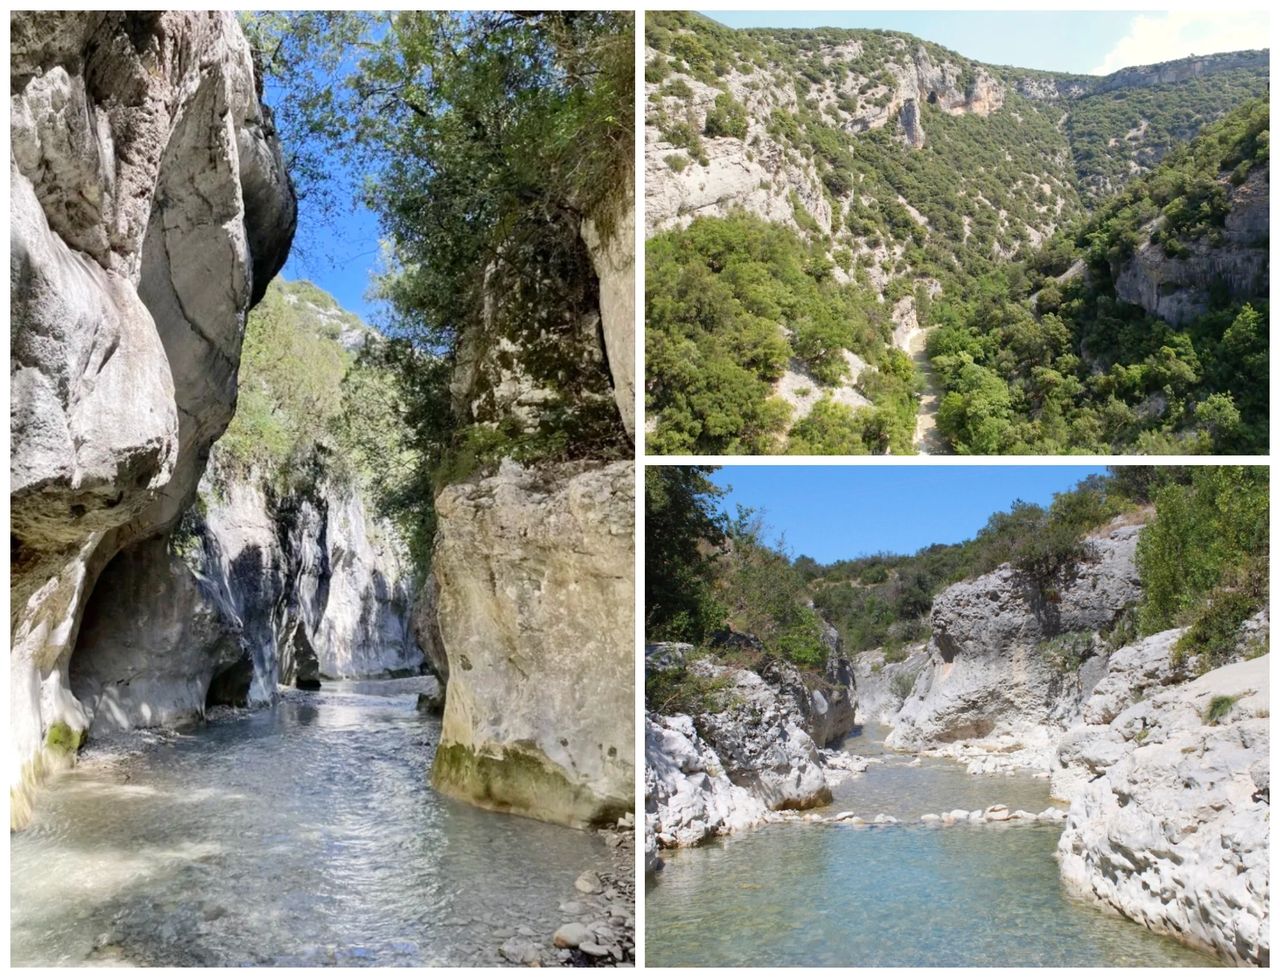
[1113,166,1269,326]
[888,520,1143,767]
[430,460,633,828]
[69,462,424,736]
[9,11,296,828]
[425,168,635,827]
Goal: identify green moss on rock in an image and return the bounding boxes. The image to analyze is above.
[44,721,86,756]
[432,741,630,829]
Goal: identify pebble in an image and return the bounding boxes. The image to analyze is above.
[553,923,588,949]
[574,871,602,894]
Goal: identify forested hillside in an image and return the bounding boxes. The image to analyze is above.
[643,12,1269,454]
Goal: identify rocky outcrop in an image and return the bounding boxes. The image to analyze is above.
[1057,655,1270,966]
[1113,167,1268,326]
[9,11,296,827]
[429,460,634,829]
[645,712,768,854]
[69,464,423,735]
[888,521,1143,766]
[644,635,856,860]
[582,198,636,441]
[1092,50,1269,96]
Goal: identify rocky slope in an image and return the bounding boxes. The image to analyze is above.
[1113,165,1269,326]
[644,633,858,868]
[9,11,296,828]
[646,16,1266,259]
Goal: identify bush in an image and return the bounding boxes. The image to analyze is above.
[1137,466,1268,635]
[704,92,749,140]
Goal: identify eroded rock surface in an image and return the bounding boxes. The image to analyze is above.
[888,521,1142,764]
[69,464,423,735]
[1057,655,1270,966]
[9,11,296,827]
[430,460,634,828]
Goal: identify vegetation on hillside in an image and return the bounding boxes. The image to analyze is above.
[214,279,436,569]
[646,214,915,454]
[929,100,1269,455]
[646,467,1268,684]
[244,12,634,564]
[643,13,1268,456]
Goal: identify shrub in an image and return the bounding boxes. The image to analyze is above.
[1203,694,1238,726]
[704,92,749,140]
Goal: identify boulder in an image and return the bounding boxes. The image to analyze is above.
[430,460,634,829]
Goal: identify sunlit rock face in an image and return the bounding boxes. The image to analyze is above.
[430,459,634,829]
[9,10,295,827]
[1057,655,1270,966]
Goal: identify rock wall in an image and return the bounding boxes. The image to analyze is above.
[429,460,634,829]
[582,195,636,441]
[1057,654,1269,966]
[9,11,296,828]
[1113,167,1269,326]
[70,464,423,735]
[887,521,1143,768]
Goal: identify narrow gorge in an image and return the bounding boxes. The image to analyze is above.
[10,10,635,967]
[645,465,1268,967]
[644,13,1269,455]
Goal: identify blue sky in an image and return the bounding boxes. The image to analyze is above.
[707,466,1109,563]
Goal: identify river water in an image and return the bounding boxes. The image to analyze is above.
[10,679,611,967]
[646,724,1220,968]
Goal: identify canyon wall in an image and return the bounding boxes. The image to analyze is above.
[426,200,636,828]
[9,11,296,828]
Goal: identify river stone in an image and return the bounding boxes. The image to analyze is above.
[553,923,588,949]
[574,871,603,895]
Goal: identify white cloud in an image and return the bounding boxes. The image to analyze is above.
[1093,11,1270,75]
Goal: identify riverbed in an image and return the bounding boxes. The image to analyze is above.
[645,724,1220,967]
[10,679,612,967]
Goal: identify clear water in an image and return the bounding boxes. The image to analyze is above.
[646,725,1220,968]
[10,679,611,967]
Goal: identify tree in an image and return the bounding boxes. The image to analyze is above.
[645,466,728,642]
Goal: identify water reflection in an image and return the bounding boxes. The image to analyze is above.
[11,679,609,967]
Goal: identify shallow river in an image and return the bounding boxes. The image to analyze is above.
[11,679,610,967]
[646,724,1219,968]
